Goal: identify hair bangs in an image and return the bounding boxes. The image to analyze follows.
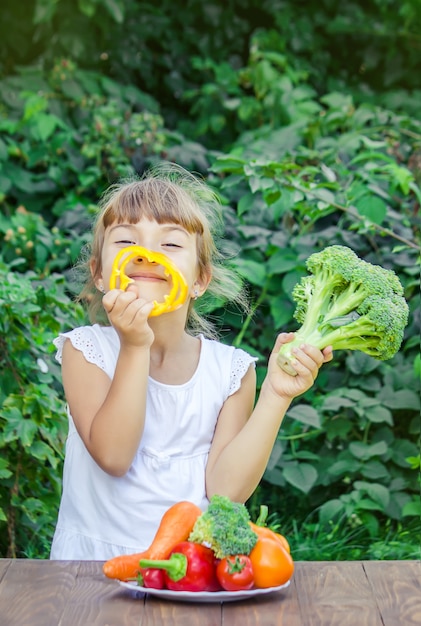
[100,178,205,235]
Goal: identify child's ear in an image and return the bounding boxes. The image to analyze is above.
[90,259,103,291]
[191,268,212,299]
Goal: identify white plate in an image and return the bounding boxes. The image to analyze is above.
[119,579,291,603]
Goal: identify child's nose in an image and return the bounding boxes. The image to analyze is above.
[133,255,157,265]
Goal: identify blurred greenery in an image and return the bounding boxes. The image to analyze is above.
[0,0,420,559]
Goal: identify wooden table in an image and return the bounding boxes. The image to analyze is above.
[1,559,420,625]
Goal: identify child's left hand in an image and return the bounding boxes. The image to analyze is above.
[263,332,333,401]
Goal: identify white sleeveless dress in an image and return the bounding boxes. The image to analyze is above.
[50,324,257,560]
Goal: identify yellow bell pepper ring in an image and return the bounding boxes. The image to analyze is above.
[109,246,189,317]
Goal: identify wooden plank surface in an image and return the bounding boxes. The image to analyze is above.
[363,560,421,626]
[57,561,146,626]
[292,561,383,626]
[0,559,11,581]
[143,596,222,626]
[1,559,80,626]
[1,559,420,626]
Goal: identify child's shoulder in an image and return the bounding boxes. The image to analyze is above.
[199,336,257,397]
[53,324,118,366]
[54,323,116,345]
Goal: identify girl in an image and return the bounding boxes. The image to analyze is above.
[50,163,332,560]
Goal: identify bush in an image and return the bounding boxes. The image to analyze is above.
[204,60,420,536]
[0,5,420,558]
[0,263,85,557]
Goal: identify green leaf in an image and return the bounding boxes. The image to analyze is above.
[33,0,60,24]
[2,162,36,193]
[354,194,387,224]
[269,294,294,328]
[287,404,321,428]
[378,388,420,410]
[0,457,12,479]
[78,0,97,17]
[354,481,390,510]
[237,192,255,217]
[360,460,390,481]
[350,151,394,166]
[0,138,8,161]
[248,175,275,193]
[328,458,360,476]
[32,113,60,142]
[391,439,419,468]
[385,491,411,520]
[268,189,295,219]
[231,258,267,286]
[1,406,38,446]
[211,155,246,174]
[283,462,318,493]
[356,498,384,512]
[22,92,48,121]
[103,0,125,23]
[324,416,353,439]
[320,92,353,110]
[29,440,60,468]
[0,173,12,194]
[266,249,299,275]
[384,164,414,195]
[321,395,356,411]
[402,499,421,517]
[60,79,86,102]
[405,455,420,470]
[318,499,344,524]
[349,441,388,460]
[314,187,336,207]
[362,404,393,425]
[347,351,380,375]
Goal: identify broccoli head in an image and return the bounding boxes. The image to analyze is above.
[277,245,409,375]
[188,494,258,558]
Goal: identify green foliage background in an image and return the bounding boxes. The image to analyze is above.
[0,0,420,559]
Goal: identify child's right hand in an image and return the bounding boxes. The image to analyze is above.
[102,286,155,348]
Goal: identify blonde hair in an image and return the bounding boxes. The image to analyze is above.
[78,163,248,338]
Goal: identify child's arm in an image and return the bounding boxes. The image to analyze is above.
[61,288,154,476]
[205,333,332,503]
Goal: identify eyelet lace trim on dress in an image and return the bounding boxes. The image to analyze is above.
[229,351,257,396]
[54,328,107,373]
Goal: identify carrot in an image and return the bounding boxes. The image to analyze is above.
[102,500,202,581]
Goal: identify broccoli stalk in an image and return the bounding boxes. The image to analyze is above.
[277,245,409,375]
[188,494,258,559]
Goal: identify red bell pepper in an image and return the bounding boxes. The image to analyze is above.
[139,541,220,592]
[216,555,255,591]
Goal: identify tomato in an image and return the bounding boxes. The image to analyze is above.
[249,537,294,588]
[138,567,166,589]
[216,555,254,591]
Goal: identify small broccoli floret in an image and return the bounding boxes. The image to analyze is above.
[277,245,409,375]
[188,494,258,558]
